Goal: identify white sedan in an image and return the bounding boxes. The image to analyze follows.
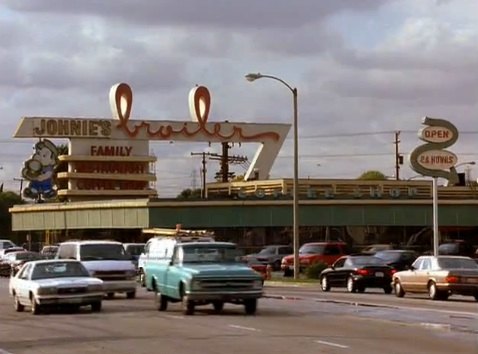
[9,259,104,314]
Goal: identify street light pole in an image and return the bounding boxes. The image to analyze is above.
[245,73,300,280]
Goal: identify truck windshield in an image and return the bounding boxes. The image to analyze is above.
[80,244,129,261]
[181,244,242,263]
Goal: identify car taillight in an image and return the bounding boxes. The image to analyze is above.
[389,269,397,275]
[355,269,369,276]
[446,276,459,283]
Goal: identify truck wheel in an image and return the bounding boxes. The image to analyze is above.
[91,301,102,312]
[139,269,146,287]
[155,290,168,311]
[126,291,136,299]
[212,301,224,313]
[244,299,257,315]
[182,296,195,315]
[106,293,115,299]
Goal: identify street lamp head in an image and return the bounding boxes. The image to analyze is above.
[245,73,263,82]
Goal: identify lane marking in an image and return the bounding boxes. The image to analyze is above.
[163,315,184,320]
[420,322,451,331]
[0,349,14,354]
[229,324,261,332]
[315,340,349,349]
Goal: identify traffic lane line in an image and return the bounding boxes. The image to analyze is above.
[315,339,349,349]
[228,324,261,332]
[264,294,478,318]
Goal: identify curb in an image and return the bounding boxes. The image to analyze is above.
[263,294,304,300]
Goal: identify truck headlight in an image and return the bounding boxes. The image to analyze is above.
[190,279,201,291]
[37,286,57,295]
[253,280,263,289]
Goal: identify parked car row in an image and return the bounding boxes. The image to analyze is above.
[318,254,478,301]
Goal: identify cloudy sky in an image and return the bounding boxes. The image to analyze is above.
[1,0,477,197]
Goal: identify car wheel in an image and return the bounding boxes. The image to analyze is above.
[346,277,357,293]
[91,302,102,312]
[428,282,443,300]
[357,286,365,293]
[394,281,405,297]
[212,301,224,313]
[244,299,257,315]
[139,269,146,287]
[155,290,168,311]
[126,291,136,299]
[474,293,478,302]
[283,268,293,277]
[14,294,24,312]
[273,260,281,271]
[383,285,393,294]
[30,295,41,315]
[106,292,115,299]
[320,276,331,292]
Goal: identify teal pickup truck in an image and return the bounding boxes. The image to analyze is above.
[143,236,263,315]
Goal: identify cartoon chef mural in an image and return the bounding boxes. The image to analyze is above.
[21,139,59,200]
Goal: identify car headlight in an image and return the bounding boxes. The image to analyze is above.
[88,284,104,292]
[253,280,263,289]
[37,286,57,295]
[125,270,137,279]
[190,279,201,291]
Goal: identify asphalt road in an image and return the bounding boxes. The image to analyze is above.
[0,279,477,354]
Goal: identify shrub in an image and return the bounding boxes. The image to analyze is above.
[304,261,328,279]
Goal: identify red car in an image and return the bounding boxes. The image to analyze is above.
[281,242,348,276]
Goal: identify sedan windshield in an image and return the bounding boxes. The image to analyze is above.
[181,244,242,263]
[80,244,129,261]
[349,256,387,266]
[299,245,324,254]
[31,262,90,280]
[258,247,276,256]
[438,257,478,269]
[15,252,42,261]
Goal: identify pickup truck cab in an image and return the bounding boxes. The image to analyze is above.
[142,229,263,315]
[281,242,349,276]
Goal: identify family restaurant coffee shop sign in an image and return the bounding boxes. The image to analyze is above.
[409,116,459,256]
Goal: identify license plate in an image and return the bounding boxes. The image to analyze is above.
[375,272,384,277]
[465,278,478,284]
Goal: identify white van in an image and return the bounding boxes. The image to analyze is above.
[56,240,137,299]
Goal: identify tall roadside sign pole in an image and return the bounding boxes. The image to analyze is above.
[409,117,459,256]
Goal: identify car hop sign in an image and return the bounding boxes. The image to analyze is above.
[409,117,459,185]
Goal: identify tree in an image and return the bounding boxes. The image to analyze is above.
[177,188,202,199]
[358,170,388,180]
[0,191,24,237]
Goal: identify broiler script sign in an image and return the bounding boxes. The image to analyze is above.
[14,83,290,201]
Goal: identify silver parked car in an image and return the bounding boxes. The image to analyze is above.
[243,245,293,270]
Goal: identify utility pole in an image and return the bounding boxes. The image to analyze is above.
[191,152,208,199]
[393,131,402,180]
[208,142,248,182]
[14,177,24,200]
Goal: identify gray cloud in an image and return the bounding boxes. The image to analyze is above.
[5,0,387,28]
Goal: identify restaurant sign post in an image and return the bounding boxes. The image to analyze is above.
[409,117,459,256]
